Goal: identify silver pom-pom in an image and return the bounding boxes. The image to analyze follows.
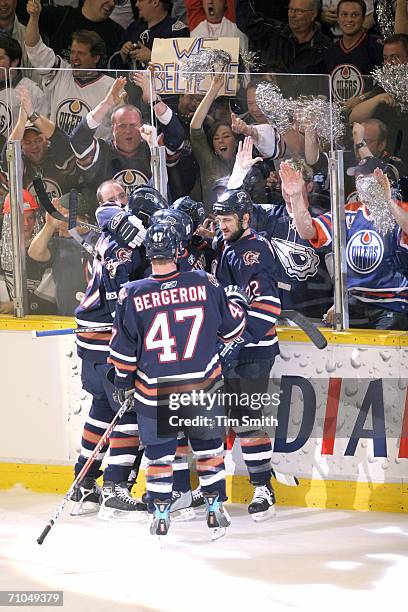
[255,81,294,134]
[182,48,232,88]
[371,63,408,112]
[240,50,260,73]
[375,0,394,39]
[356,175,396,234]
[295,96,345,147]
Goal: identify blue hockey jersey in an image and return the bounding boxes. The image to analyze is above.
[109,270,246,417]
[215,230,281,361]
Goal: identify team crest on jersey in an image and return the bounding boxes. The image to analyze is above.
[346,230,384,274]
[27,179,62,203]
[270,238,320,281]
[161,280,177,290]
[116,248,132,262]
[56,99,91,134]
[0,101,12,136]
[242,250,260,266]
[114,169,149,196]
[331,64,363,102]
[207,274,219,287]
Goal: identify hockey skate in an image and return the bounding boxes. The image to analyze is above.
[97,481,148,522]
[170,490,196,522]
[150,499,172,536]
[248,482,276,522]
[191,485,206,510]
[70,476,101,516]
[203,492,231,541]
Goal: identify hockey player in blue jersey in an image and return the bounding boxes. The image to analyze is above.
[71,185,167,521]
[280,158,408,329]
[212,188,282,522]
[109,222,247,538]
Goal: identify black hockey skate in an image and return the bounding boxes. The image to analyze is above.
[150,499,172,536]
[170,490,195,522]
[97,481,148,522]
[70,476,101,516]
[203,492,231,541]
[248,481,276,522]
[191,485,206,509]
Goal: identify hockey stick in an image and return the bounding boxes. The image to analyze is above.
[37,394,134,545]
[33,177,101,258]
[279,310,328,350]
[32,325,113,338]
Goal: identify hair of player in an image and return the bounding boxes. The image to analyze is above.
[0,34,22,65]
[336,0,366,17]
[96,179,122,204]
[383,33,408,56]
[71,30,107,60]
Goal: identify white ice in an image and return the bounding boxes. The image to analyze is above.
[1,486,407,612]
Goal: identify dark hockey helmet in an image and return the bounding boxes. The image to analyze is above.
[150,208,193,246]
[171,196,205,231]
[145,222,179,260]
[212,188,253,220]
[126,186,168,228]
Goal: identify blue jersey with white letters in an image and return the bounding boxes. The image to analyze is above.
[109,270,246,417]
[215,229,281,361]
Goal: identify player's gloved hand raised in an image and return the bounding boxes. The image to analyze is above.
[224,285,249,307]
[217,336,246,372]
[107,211,147,248]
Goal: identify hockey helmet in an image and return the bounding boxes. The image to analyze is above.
[171,196,205,231]
[145,222,179,260]
[126,185,168,228]
[150,208,193,246]
[212,188,253,220]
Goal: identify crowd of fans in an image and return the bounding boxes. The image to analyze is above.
[0,0,408,330]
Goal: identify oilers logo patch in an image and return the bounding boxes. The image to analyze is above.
[331,64,363,102]
[56,99,91,134]
[115,248,132,262]
[0,101,12,136]
[242,250,260,266]
[270,238,319,281]
[114,169,149,196]
[346,230,384,274]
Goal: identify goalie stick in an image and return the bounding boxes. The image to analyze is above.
[33,176,100,258]
[279,310,328,350]
[37,393,135,545]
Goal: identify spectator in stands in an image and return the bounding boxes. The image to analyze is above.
[0,0,31,69]
[321,0,374,38]
[25,1,115,137]
[351,119,407,180]
[4,87,78,205]
[28,192,92,316]
[186,0,248,51]
[23,0,123,62]
[0,35,46,143]
[109,0,189,70]
[70,75,185,205]
[349,34,408,165]
[235,0,331,73]
[0,189,58,315]
[324,0,382,104]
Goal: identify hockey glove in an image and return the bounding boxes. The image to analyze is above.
[112,387,135,410]
[218,335,247,372]
[108,212,147,248]
[224,284,250,307]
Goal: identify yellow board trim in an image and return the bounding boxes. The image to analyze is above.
[0,463,406,513]
[1,315,408,346]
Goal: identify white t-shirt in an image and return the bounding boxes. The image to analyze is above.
[191,17,248,53]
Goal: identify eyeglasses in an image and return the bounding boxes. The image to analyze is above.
[288,7,313,15]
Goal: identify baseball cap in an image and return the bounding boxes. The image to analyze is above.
[3,189,39,214]
[346,156,389,177]
[23,121,41,135]
[58,190,89,217]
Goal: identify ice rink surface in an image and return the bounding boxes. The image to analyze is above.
[0,487,407,612]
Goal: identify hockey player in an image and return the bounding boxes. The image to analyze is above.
[279,159,408,329]
[212,188,282,522]
[70,188,166,521]
[109,222,247,537]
